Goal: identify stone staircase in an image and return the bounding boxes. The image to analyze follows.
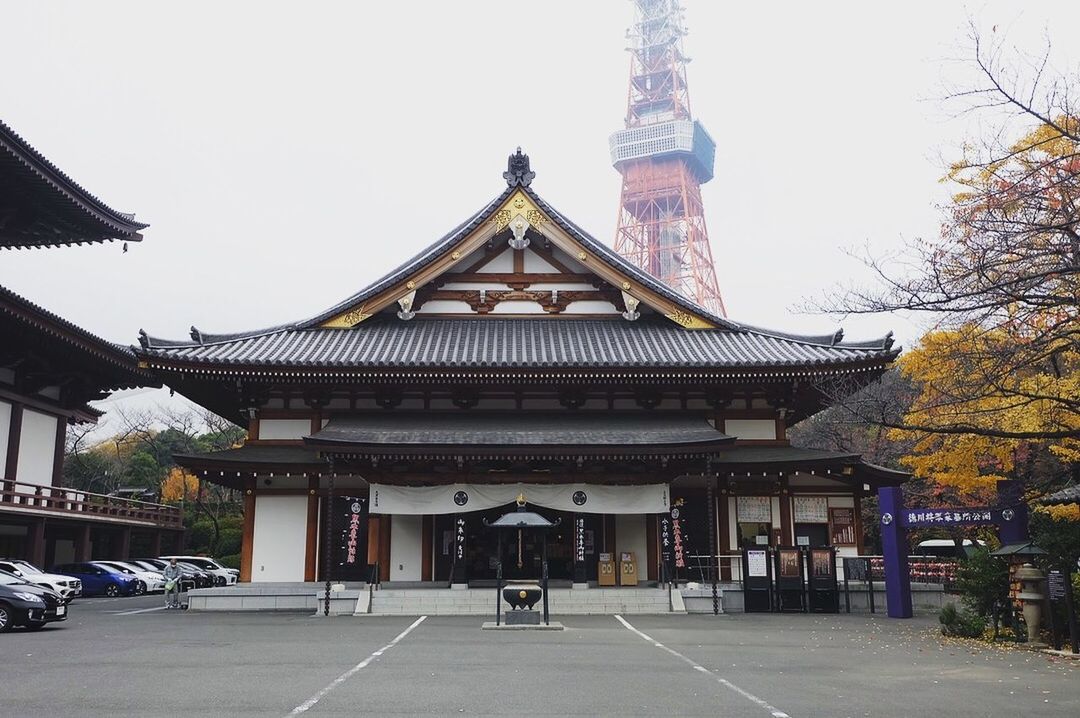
[367,586,678,616]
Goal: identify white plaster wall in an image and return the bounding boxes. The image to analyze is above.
[724,419,777,440]
[615,514,648,585]
[490,301,546,314]
[418,300,473,314]
[0,400,10,476]
[562,300,618,314]
[17,409,58,486]
[258,419,312,440]
[522,249,560,272]
[250,495,308,582]
[390,514,423,581]
[476,250,515,272]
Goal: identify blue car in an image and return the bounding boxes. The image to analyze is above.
[49,562,139,597]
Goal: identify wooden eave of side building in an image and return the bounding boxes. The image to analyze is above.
[1,285,158,417]
[0,119,147,249]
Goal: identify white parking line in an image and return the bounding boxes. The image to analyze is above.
[287,615,427,716]
[614,615,791,718]
[114,606,169,616]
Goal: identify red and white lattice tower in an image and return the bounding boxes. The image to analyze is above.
[610,0,726,316]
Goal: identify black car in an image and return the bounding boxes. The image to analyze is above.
[175,561,214,589]
[0,570,69,632]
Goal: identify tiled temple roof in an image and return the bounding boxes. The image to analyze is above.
[139,316,895,370]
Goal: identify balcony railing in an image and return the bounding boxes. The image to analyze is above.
[0,479,183,529]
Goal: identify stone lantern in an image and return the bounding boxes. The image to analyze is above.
[1014,563,1047,648]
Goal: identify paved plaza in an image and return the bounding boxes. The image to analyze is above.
[3,595,1078,717]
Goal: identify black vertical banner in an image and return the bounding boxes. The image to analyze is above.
[573,515,587,583]
[451,515,467,583]
[659,514,673,582]
[671,498,687,580]
[334,495,368,582]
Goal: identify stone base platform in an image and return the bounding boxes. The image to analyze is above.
[186,583,679,615]
[481,621,566,631]
[187,582,369,614]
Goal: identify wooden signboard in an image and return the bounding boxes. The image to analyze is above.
[598,554,617,586]
[828,507,857,546]
[619,551,638,586]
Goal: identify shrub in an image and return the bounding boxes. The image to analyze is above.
[216,528,242,557]
[939,603,987,638]
[217,554,241,570]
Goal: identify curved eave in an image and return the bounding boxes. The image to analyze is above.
[2,285,158,387]
[136,354,897,382]
[0,120,147,248]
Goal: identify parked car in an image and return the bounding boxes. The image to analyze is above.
[0,559,81,601]
[137,559,212,589]
[175,561,215,589]
[92,561,165,595]
[159,556,237,586]
[0,570,69,632]
[49,562,139,597]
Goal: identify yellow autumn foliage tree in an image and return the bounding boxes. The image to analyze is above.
[161,466,199,503]
[891,327,1078,495]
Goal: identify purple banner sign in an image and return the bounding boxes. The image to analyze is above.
[901,507,1004,527]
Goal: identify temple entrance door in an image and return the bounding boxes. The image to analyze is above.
[463,504,574,584]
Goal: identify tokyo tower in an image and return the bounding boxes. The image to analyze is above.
[610,0,726,317]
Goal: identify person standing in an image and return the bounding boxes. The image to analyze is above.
[163,558,182,609]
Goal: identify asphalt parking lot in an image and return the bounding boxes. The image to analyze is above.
[3,594,1077,717]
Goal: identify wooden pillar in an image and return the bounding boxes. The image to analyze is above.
[52,414,67,487]
[75,523,92,561]
[378,516,391,582]
[646,514,658,581]
[239,479,256,582]
[149,531,162,558]
[718,490,732,580]
[421,515,433,581]
[779,477,793,546]
[853,493,865,555]
[28,518,46,568]
[366,516,381,566]
[304,476,319,581]
[3,402,22,487]
[117,527,131,559]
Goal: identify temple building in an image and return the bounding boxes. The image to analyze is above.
[137,150,903,587]
[1,120,182,564]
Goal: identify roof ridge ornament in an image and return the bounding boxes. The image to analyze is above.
[502,147,535,188]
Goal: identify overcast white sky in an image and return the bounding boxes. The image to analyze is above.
[3,1,1078,429]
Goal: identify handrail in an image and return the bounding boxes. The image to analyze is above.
[0,478,183,529]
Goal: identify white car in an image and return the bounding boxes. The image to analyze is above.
[159,556,237,586]
[92,561,166,595]
[0,559,82,601]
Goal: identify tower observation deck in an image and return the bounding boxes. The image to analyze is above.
[610,0,725,316]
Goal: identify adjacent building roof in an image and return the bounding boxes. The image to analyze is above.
[0,119,147,249]
[0,284,157,398]
[1039,485,1080,506]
